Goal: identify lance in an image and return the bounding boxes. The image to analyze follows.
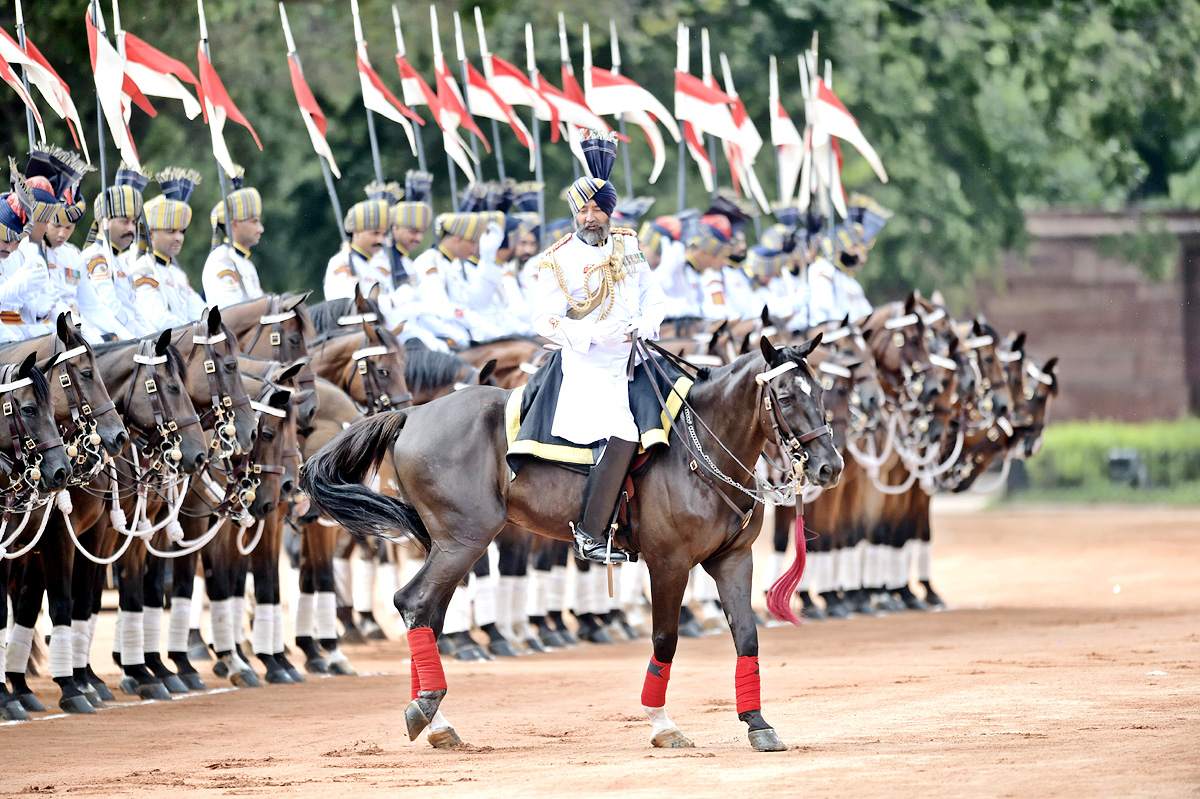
[280,2,346,243]
[472,7,507,182]
[769,55,783,204]
[609,20,635,200]
[350,0,385,184]
[675,23,687,213]
[824,58,835,237]
[428,7,458,202]
[14,0,35,150]
[392,6,427,173]
[701,28,719,200]
[451,11,483,183]
[525,23,545,229]
[198,0,235,249]
[558,13,580,181]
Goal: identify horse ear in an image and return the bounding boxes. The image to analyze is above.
[861,327,873,342]
[1012,332,1026,352]
[18,352,36,379]
[368,283,382,304]
[905,292,917,314]
[1044,356,1058,374]
[477,359,497,385]
[794,331,823,360]
[946,332,960,354]
[268,388,292,409]
[155,330,172,358]
[840,313,850,328]
[207,306,223,336]
[761,305,772,326]
[758,335,780,366]
[283,291,312,312]
[353,283,368,313]
[708,320,728,353]
[56,312,71,344]
[972,319,984,337]
[391,321,406,337]
[740,332,752,355]
[275,361,305,383]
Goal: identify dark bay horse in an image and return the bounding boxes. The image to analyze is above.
[302,334,842,751]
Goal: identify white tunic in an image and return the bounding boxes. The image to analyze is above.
[130,252,206,330]
[807,257,872,325]
[411,245,505,342]
[202,243,263,309]
[722,264,762,320]
[81,241,151,336]
[0,242,54,341]
[324,244,391,300]
[530,229,666,445]
[50,243,133,341]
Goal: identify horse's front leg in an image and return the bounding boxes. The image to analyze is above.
[704,550,788,751]
[642,559,693,748]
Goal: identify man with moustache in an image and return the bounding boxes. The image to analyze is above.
[81,165,154,337]
[131,168,207,328]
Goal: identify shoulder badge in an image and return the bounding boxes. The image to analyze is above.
[87,256,110,279]
[134,276,159,290]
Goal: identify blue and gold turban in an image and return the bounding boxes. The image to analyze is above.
[566,130,618,217]
[344,198,392,234]
[145,167,201,231]
[210,166,262,248]
[434,211,504,242]
[687,215,732,258]
[1,194,25,242]
[745,245,788,278]
[14,145,91,226]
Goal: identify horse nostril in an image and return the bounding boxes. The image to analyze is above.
[281,479,295,496]
[52,466,68,487]
[112,430,129,452]
[248,428,258,444]
[259,501,275,517]
[193,452,207,470]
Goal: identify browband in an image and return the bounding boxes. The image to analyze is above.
[251,400,287,418]
[352,345,389,361]
[132,353,168,365]
[0,376,33,393]
[817,362,853,379]
[929,354,958,371]
[338,313,378,326]
[192,332,227,345]
[999,349,1023,363]
[687,354,725,367]
[49,345,89,367]
[821,327,850,343]
[519,362,540,375]
[884,313,919,330]
[755,361,798,385]
[963,335,994,350]
[921,307,946,326]
[259,311,297,324]
[1026,362,1054,386]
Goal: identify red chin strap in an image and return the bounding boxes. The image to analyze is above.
[640,656,672,708]
[735,656,761,715]
[407,627,447,697]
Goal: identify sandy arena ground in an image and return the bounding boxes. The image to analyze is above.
[2,504,1198,798]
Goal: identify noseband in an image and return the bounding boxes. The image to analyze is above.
[187,321,252,458]
[49,336,116,483]
[0,363,63,510]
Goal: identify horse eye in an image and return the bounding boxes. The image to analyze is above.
[261,429,275,442]
[378,368,389,378]
[223,360,237,374]
[166,383,180,395]
[21,403,37,417]
[80,369,94,380]
[289,334,302,345]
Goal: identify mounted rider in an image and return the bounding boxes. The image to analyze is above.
[202,166,264,308]
[529,129,666,563]
[322,183,396,300]
[369,170,433,289]
[81,163,154,337]
[807,195,892,326]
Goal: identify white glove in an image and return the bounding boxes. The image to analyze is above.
[592,316,628,347]
[626,316,660,341]
[478,221,505,265]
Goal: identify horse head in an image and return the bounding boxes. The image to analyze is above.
[0,353,72,493]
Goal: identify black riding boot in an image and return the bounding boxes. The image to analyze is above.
[572,437,639,563]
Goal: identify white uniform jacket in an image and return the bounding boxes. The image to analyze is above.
[202,242,263,309]
[807,257,872,326]
[324,244,392,301]
[0,242,54,341]
[530,228,666,445]
[411,245,504,343]
[131,252,205,330]
[82,241,151,336]
[51,243,134,341]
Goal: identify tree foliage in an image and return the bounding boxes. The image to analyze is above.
[1,0,1197,303]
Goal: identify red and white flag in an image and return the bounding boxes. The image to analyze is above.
[769,56,804,203]
[718,58,770,213]
[674,70,740,143]
[396,55,439,113]
[87,8,140,168]
[287,54,339,178]
[357,48,420,155]
[121,31,201,120]
[798,126,846,218]
[465,60,533,168]
[20,36,88,156]
[197,43,262,178]
[812,79,887,183]
[434,55,489,151]
[488,55,561,134]
[682,121,714,194]
[0,29,61,149]
[586,68,679,142]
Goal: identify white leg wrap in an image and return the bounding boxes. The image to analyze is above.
[119,609,145,666]
[644,705,678,736]
[510,576,532,638]
[861,544,879,589]
[251,602,274,656]
[111,612,123,659]
[189,576,205,628]
[806,552,824,595]
[526,571,543,617]
[590,567,610,615]
[273,604,285,654]
[72,619,90,669]
[209,598,235,653]
[797,548,813,592]
[49,625,73,679]
[545,567,566,613]
[143,608,163,660]
[472,576,498,627]
[168,599,191,653]
[295,593,316,638]
[691,566,719,604]
[378,562,399,616]
[333,557,352,607]
[494,576,515,637]
[442,586,472,635]
[762,551,785,593]
[620,561,648,607]
[0,626,6,676]
[352,556,377,614]
[916,539,933,582]
[886,546,906,590]
[837,547,859,592]
[429,709,453,733]
[88,614,98,663]
[315,592,338,640]
[230,596,246,645]
[901,538,918,589]
[5,625,33,674]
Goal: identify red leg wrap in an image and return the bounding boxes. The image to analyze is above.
[735,655,761,715]
[407,627,447,692]
[640,656,672,708]
[410,656,419,700]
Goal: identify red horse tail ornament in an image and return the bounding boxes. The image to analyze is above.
[765,513,807,625]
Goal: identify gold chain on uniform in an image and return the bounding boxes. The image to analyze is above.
[548,235,627,321]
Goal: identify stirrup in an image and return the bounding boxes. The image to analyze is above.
[570,522,629,564]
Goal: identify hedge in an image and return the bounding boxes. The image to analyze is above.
[1022,417,1200,491]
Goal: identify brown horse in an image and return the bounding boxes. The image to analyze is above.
[303,334,842,751]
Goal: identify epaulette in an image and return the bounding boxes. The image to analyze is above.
[134,275,159,290]
[549,233,572,252]
[611,226,637,237]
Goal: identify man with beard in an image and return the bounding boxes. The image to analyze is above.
[529,130,665,563]
[82,165,154,337]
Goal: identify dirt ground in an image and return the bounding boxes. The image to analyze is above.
[3,504,1198,798]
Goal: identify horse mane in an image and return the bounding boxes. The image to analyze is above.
[404,346,471,395]
[24,362,52,407]
[308,296,383,342]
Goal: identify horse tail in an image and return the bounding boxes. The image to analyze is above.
[299,411,431,552]
[765,512,807,626]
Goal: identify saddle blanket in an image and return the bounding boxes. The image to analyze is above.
[505,349,694,475]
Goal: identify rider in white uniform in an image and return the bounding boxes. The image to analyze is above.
[529,130,666,563]
[201,168,264,308]
[130,168,208,329]
[323,189,393,301]
[81,165,153,337]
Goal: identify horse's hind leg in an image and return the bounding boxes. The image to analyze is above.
[640,559,693,748]
[704,551,788,752]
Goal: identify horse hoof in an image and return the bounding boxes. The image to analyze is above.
[453,646,485,662]
[523,637,547,653]
[284,666,307,683]
[340,627,367,645]
[487,639,520,658]
[539,631,565,649]
[88,678,115,702]
[437,637,457,656]
[619,620,642,640]
[59,694,97,715]
[212,660,230,679]
[678,619,706,639]
[361,620,388,641]
[162,675,189,694]
[557,629,580,646]
[650,728,694,748]
[265,669,294,685]
[81,688,106,708]
[1,699,30,721]
[327,659,357,676]
[405,701,431,741]
[427,727,465,749]
[583,626,614,644]
[137,681,172,701]
[14,692,44,713]
[181,673,207,691]
[748,727,788,752]
[232,669,261,688]
[305,657,330,674]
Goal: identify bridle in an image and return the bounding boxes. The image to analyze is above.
[119,339,203,485]
[200,382,289,523]
[336,311,412,413]
[186,320,252,458]
[243,295,317,397]
[0,363,62,514]
[49,334,116,484]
